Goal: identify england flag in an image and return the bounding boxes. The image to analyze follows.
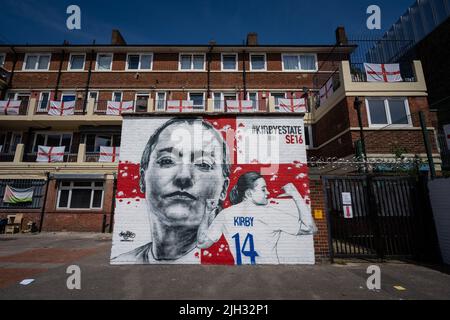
[0,100,21,115]
[278,98,307,113]
[99,146,120,162]
[36,146,65,162]
[364,63,403,82]
[48,101,75,116]
[226,100,254,112]
[106,101,134,115]
[166,100,194,112]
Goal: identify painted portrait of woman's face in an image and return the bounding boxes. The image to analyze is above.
[247,177,270,206]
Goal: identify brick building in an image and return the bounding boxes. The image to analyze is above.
[0,29,440,261]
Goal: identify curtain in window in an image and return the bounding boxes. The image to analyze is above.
[98,55,112,70]
[180,55,191,69]
[193,55,204,69]
[38,56,50,70]
[283,55,299,70]
[299,55,316,70]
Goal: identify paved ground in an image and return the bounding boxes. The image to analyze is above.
[0,232,449,300]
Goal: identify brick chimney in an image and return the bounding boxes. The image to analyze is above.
[111,29,127,45]
[335,26,348,45]
[246,33,258,46]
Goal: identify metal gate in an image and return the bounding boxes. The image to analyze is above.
[323,175,440,261]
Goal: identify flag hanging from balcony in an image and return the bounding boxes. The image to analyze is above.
[0,99,21,115]
[99,146,120,162]
[36,146,65,163]
[106,101,134,115]
[48,101,75,116]
[226,100,254,112]
[364,63,403,82]
[3,185,34,204]
[444,124,450,151]
[277,98,307,113]
[166,100,194,112]
[319,78,334,106]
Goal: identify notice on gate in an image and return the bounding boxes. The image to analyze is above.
[342,193,353,219]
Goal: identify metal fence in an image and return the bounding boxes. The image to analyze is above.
[0,179,46,209]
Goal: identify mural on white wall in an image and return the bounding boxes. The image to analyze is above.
[110,116,317,265]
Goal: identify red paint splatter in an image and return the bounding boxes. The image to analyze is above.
[117,162,145,199]
[201,235,235,265]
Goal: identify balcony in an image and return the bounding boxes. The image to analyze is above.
[311,60,428,115]
[35,99,86,115]
[23,152,79,163]
[350,62,417,83]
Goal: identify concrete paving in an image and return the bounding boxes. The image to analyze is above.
[0,232,449,300]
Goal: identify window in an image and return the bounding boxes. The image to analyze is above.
[188,93,205,110]
[304,125,313,148]
[366,98,411,127]
[61,92,76,102]
[248,92,258,110]
[33,133,72,152]
[221,53,237,71]
[282,54,317,71]
[0,132,22,153]
[112,92,122,102]
[126,54,153,70]
[213,92,237,111]
[23,54,51,71]
[69,54,85,70]
[250,54,266,71]
[179,54,205,70]
[96,53,113,71]
[84,134,120,153]
[0,54,5,67]
[155,92,166,111]
[38,92,51,111]
[271,92,286,110]
[135,93,149,111]
[88,91,98,101]
[57,181,104,209]
[7,92,30,111]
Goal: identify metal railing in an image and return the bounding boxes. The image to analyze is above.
[350,62,417,82]
[93,100,148,114]
[35,99,86,114]
[23,152,78,163]
[438,133,450,170]
[0,152,15,162]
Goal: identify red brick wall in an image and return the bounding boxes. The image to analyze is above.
[310,178,330,261]
[41,179,115,232]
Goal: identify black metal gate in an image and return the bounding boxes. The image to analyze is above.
[323,175,440,262]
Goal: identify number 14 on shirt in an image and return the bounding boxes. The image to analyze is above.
[232,233,259,265]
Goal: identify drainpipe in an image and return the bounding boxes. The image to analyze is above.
[54,49,65,100]
[83,49,95,114]
[1,46,17,100]
[109,173,117,233]
[39,171,51,232]
[242,50,247,98]
[207,44,214,98]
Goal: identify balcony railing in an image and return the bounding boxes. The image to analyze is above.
[94,100,149,114]
[23,152,78,163]
[35,99,86,115]
[350,62,417,82]
[85,152,100,162]
[0,152,15,162]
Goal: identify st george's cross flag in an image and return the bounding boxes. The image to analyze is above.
[3,185,34,204]
[36,146,65,162]
[278,98,307,113]
[99,146,120,162]
[319,78,334,106]
[106,101,134,115]
[226,100,254,112]
[48,100,75,116]
[0,99,21,115]
[166,100,194,112]
[364,63,403,82]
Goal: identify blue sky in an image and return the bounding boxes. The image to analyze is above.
[0,0,414,45]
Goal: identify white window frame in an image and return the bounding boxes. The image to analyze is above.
[126,53,153,71]
[179,53,206,71]
[134,92,150,111]
[247,92,259,111]
[249,53,267,71]
[281,53,318,72]
[22,53,51,71]
[38,91,51,111]
[56,181,104,210]
[365,97,413,128]
[0,53,5,67]
[271,92,287,110]
[112,91,123,102]
[32,131,73,153]
[213,92,238,111]
[95,53,114,71]
[221,53,238,71]
[155,92,167,111]
[68,53,86,71]
[188,92,206,110]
